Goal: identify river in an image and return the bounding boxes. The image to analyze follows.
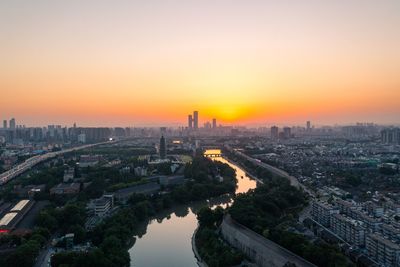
[128,155,258,267]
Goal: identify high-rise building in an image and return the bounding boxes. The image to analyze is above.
[306,121,311,131]
[283,127,291,139]
[270,126,279,139]
[188,115,193,129]
[212,118,217,129]
[193,111,198,130]
[9,118,16,130]
[2,120,7,129]
[159,135,166,159]
[78,134,86,143]
[381,128,400,145]
[160,127,167,135]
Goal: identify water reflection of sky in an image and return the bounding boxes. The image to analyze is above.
[129,155,257,267]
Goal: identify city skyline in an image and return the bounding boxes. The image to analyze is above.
[1,115,399,129]
[1,1,400,126]
[2,2,400,267]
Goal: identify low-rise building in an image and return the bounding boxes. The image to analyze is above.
[134,166,148,177]
[0,199,35,233]
[159,175,185,186]
[94,194,114,217]
[79,155,101,167]
[50,183,80,195]
[115,182,160,204]
[63,167,75,183]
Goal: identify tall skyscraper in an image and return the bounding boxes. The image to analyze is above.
[271,126,279,139]
[159,135,167,159]
[307,121,311,131]
[160,127,167,135]
[212,118,217,129]
[283,127,291,139]
[193,111,199,130]
[9,118,16,130]
[188,115,193,129]
[3,120,7,129]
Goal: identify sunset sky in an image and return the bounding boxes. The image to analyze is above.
[1,0,399,127]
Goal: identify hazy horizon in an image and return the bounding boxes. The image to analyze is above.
[1,0,399,126]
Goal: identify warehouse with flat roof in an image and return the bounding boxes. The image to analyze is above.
[0,200,35,233]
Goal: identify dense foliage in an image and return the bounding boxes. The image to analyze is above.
[172,156,236,202]
[196,207,243,267]
[229,176,349,266]
[0,227,51,267]
[230,178,307,233]
[269,230,350,267]
[50,156,238,267]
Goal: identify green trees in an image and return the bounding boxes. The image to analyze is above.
[228,177,350,266]
[270,230,349,267]
[5,240,40,267]
[51,250,113,267]
[197,206,224,228]
[196,207,243,267]
[36,204,86,234]
[173,156,237,202]
[230,180,307,234]
[48,155,238,267]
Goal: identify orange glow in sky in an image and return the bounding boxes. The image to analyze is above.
[1,1,399,126]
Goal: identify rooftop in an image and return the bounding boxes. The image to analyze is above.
[10,200,30,212]
[0,212,18,226]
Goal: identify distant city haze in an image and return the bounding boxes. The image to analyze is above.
[1,1,399,126]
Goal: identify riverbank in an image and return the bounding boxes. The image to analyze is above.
[127,155,243,267]
[224,146,315,197]
[191,156,258,267]
[221,214,316,267]
[191,226,208,267]
[221,156,264,185]
[193,153,315,267]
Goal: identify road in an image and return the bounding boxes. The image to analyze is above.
[0,141,113,186]
[34,246,54,267]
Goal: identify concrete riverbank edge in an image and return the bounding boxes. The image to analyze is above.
[192,225,209,267]
[221,214,316,267]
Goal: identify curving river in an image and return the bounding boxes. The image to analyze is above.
[128,155,257,267]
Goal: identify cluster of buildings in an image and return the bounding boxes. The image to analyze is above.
[1,119,113,145]
[381,128,400,145]
[187,111,218,131]
[311,198,400,266]
[270,125,293,140]
[242,133,399,198]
